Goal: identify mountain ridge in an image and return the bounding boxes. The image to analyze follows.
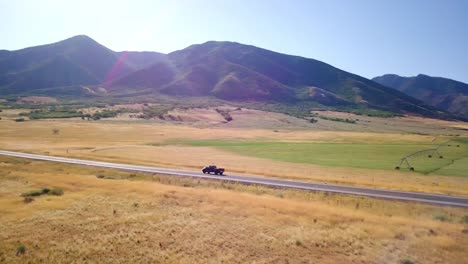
[109,40,441,117]
[0,35,460,120]
[373,74,468,118]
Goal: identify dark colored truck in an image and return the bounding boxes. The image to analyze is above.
[202,165,225,175]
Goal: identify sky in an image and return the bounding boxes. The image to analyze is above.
[1,0,467,83]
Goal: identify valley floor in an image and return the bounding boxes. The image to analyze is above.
[0,111,467,195]
[0,106,467,263]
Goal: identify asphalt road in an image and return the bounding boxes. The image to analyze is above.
[1,150,467,208]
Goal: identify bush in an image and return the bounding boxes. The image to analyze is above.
[317,115,356,124]
[21,189,45,197]
[21,187,63,197]
[27,110,83,119]
[462,215,468,224]
[400,259,414,264]
[49,188,64,196]
[91,110,119,120]
[433,214,449,222]
[139,105,174,119]
[23,197,34,203]
[16,244,26,256]
[14,118,26,122]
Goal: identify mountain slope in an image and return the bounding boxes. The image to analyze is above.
[110,41,438,116]
[373,74,468,118]
[0,35,164,94]
[116,51,166,70]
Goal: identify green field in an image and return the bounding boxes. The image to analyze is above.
[180,139,468,176]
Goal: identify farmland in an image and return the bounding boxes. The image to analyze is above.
[0,103,467,263]
[1,105,468,196]
[178,139,468,176]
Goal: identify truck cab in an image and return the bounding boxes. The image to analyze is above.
[202,165,225,175]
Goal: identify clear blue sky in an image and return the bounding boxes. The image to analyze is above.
[1,0,467,83]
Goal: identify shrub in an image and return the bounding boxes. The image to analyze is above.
[23,197,34,203]
[462,215,468,224]
[14,118,26,122]
[317,115,356,124]
[91,110,119,120]
[21,187,63,197]
[21,190,44,197]
[433,214,449,222]
[139,105,174,119]
[49,188,64,196]
[400,259,414,264]
[16,244,26,256]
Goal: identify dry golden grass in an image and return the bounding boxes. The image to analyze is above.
[313,111,468,135]
[0,157,467,263]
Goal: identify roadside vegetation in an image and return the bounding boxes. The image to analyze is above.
[21,187,64,198]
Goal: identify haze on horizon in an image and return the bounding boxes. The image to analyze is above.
[1,0,467,83]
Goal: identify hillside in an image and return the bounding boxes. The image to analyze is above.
[0,35,164,94]
[373,74,468,118]
[116,51,166,70]
[109,41,442,117]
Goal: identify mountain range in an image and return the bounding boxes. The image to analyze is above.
[373,74,468,118]
[0,35,465,120]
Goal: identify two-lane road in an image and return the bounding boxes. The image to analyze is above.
[1,150,467,208]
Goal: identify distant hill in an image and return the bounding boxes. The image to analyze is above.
[0,35,164,94]
[373,74,468,118]
[110,41,440,117]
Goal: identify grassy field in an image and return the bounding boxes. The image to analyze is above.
[179,139,468,176]
[0,114,468,195]
[0,156,467,263]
